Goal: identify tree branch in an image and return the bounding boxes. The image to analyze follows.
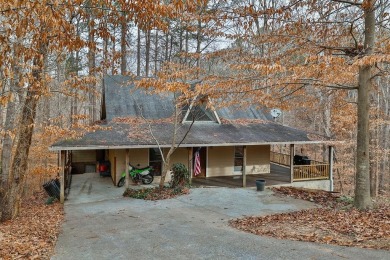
[332,0,362,6]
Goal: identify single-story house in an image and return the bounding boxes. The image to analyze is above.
[51,75,334,203]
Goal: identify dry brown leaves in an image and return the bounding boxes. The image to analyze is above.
[220,118,267,125]
[271,186,346,208]
[113,116,176,141]
[230,187,390,250]
[123,187,190,200]
[0,192,64,259]
[113,116,174,125]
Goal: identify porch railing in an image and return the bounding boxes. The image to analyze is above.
[271,151,330,181]
[270,151,291,167]
[293,164,329,181]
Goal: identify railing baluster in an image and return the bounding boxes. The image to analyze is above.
[292,164,330,181]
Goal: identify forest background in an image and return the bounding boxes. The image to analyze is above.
[0,0,389,221]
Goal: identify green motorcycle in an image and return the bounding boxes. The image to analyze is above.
[117,163,154,187]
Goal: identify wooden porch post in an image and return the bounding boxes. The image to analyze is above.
[242,146,247,187]
[60,150,65,203]
[188,148,193,185]
[329,146,334,191]
[125,149,129,189]
[290,144,295,183]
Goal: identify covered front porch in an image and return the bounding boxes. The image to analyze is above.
[192,163,290,188]
[55,144,334,203]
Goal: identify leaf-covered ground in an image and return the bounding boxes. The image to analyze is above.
[0,192,64,259]
[230,187,390,250]
[123,186,190,200]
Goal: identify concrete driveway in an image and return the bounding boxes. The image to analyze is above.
[52,173,390,260]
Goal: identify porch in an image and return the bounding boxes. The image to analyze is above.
[191,148,333,189]
[270,150,332,182]
[192,163,290,188]
[56,146,333,203]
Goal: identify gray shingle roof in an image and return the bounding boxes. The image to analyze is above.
[51,75,317,150]
[104,75,174,120]
[51,121,314,150]
[103,75,273,121]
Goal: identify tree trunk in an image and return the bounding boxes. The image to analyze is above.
[1,68,18,184]
[145,29,151,77]
[165,28,170,62]
[378,79,389,193]
[111,25,116,75]
[121,19,127,75]
[185,30,189,65]
[159,103,180,188]
[354,1,375,210]
[0,46,46,221]
[87,10,96,123]
[179,28,183,64]
[137,28,141,76]
[154,29,158,75]
[160,160,170,188]
[0,46,21,220]
[369,91,379,198]
[196,17,202,69]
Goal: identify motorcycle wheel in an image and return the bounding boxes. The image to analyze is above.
[141,174,154,185]
[117,177,125,187]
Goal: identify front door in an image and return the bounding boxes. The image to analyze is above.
[193,147,206,178]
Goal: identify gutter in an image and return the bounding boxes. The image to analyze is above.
[49,140,340,151]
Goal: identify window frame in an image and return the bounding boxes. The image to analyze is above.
[234,146,244,172]
[149,148,162,176]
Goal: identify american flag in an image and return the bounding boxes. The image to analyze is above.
[194,150,201,176]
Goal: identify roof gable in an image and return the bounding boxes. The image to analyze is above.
[182,105,221,124]
[104,75,273,123]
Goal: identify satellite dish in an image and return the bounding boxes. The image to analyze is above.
[270,108,282,119]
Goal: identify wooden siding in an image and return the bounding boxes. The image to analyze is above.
[72,150,96,163]
[246,145,270,174]
[106,146,272,183]
[129,149,149,168]
[207,146,235,177]
[169,148,189,168]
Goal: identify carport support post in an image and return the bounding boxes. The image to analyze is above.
[290,144,295,183]
[242,146,247,187]
[60,150,65,203]
[188,148,193,185]
[329,146,334,192]
[125,149,129,189]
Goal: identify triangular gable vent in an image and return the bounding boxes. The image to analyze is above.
[183,105,221,124]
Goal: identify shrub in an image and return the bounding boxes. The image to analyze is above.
[170,163,190,188]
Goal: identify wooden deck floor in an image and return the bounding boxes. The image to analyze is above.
[191,163,291,188]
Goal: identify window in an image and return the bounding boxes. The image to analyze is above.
[149,148,162,176]
[234,146,244,172]
[183,106,218,122]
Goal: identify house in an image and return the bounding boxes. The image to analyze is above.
[50,75,334,203]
